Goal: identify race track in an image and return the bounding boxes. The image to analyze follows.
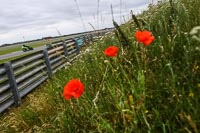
[0,46,45,60]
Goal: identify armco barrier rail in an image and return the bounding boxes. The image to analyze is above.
[0,29,112,113]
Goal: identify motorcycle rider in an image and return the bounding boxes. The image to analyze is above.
[22,44,33,52]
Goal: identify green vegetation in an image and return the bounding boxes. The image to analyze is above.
[1,0,200,132]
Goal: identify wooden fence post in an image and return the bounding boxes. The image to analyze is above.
[43,48,52,77]
[4,62,21,106]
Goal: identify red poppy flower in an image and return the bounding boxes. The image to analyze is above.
[135,30,155,46]
[63,79,84,100]
[104,46,119,57]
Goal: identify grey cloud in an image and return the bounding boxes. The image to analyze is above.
[0,0,153,45]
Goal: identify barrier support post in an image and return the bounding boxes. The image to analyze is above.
[43,48,52,77]
[5,62,21,106]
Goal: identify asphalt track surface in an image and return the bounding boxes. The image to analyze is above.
[0,29,111,61]
[0,46,45,60]
[0,33,84,61]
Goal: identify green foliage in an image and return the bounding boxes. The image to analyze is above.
[1,0,200,132]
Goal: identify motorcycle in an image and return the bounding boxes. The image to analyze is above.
[22,45,34,52]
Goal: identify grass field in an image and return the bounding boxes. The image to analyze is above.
[0,0,200,132]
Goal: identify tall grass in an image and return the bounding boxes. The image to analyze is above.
[1,0,200,132]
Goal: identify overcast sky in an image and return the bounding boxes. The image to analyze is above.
[0,0,155,45]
